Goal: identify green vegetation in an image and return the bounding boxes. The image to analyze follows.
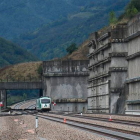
[109,11,117,25]
[66,43,77,54]
[0,0,80,39]
[126,0,139,18]
[23,93,27,100]
[15,0,130,61]
[0,37,38,68]
[119,0,140,19]
[7,90,39,106]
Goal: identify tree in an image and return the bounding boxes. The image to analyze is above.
[23,93,27,100]
[109,11,117,25]
[126,6,138,18]
[66,43,77,54]
[125,0,139,18]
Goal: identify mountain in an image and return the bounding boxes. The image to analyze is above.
[0,37,38,67]
[15,0,130,60]
[63,0,140,61]
[0,0,94,39]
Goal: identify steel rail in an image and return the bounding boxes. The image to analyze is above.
[47,112,140,127]
[36,113,140,140]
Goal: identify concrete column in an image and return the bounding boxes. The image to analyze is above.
[0,90,7,109]
[110,92,120,113]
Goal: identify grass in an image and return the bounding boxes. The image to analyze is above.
[0,61,42,82]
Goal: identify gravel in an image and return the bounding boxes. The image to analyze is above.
[0,115,109,140]
[0,116,38,140]
[43,113,140,133]
[82,114,140,122]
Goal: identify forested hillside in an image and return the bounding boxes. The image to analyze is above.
[0,0,95,39]
[119,0,140,19]
[0,37,38,67]
[64,0,140,61]
[15,0,130,60]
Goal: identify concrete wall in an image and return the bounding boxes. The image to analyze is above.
[111,43,127,52]
[128,37,140,56]
[110,72,127,89]
[88,24,128,114]
[44,77,88,99]
[127,14,140,36]
[127,82,140,110]
[128,57,140,78]
[43,60,89,74]
[88,32,111,113]
[104,48,111,58]
[128,82,140,100]
[111,57,128,67]
[109,41,128,113]
[127,36,140,79]
[44,76,88,112]
[52,103,87,113]
[43,60,89,113]
[126,14,140,112]
[88,81,109,113]
[110,71,127,113]
[110,88,127,114]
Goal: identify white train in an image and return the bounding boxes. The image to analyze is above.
[36,96,51,111]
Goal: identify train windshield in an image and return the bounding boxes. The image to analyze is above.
[41,99,50,103]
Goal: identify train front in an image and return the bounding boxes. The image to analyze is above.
[40,97,51,111]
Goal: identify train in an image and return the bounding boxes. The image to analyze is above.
[36,96,51,111]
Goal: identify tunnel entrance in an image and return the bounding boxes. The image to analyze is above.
[0,82,43,109]
[6,89,41,106]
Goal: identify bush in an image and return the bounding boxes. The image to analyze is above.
[66,43,77,54]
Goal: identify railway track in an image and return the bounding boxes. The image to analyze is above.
[4,107,140,140]
[27,104,36,109]
[39,113,140,135]
[8,101,140,139]
[12,101,25,109]
[36,113,140,140]
[48,113,140,127]
[11,99,36,109]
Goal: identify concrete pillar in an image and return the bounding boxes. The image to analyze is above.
[0,90,7,109]
[110,92,120,113]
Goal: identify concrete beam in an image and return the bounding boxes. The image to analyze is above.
[55,98,87,103]
[0,82,42,90]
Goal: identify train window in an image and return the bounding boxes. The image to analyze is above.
[41,99,50,103]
